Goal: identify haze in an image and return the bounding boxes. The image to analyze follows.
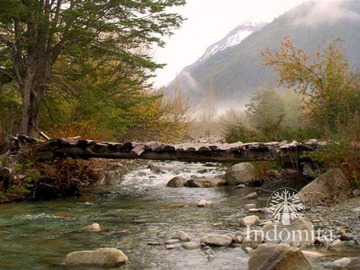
[153,0,348,88]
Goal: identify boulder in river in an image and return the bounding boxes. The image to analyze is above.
[298,169,351,205]
[200,234,233,246]
[184,177,226,188]
[225,162,256,186]
[166,176,185,187]
[248,243,312,270]
[65,248,128,267]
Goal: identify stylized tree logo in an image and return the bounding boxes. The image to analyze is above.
[267,188,305,225]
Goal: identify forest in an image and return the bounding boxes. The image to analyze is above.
[0,0,191,149]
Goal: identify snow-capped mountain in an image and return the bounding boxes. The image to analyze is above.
[164,0,360,109]
[197,22,267,63]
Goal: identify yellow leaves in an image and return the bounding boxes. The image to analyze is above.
[121,91,192,143]
[262,37,360,134]
[47,122,115,141]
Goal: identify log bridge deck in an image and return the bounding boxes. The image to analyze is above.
[11,135,323,164]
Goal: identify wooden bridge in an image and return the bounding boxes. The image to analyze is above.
[10,135,324,165]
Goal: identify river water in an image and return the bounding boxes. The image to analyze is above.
[0,161,359,269]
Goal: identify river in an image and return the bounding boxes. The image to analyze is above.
[0,161,359,269]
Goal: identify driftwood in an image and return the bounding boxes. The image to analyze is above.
[10,135,323,164]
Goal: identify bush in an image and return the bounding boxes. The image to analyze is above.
[304,115,360,187]
[219,109,259,143]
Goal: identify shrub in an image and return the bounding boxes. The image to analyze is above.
[219,109,259,143]
[304,115,360,187]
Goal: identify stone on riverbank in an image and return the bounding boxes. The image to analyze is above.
[65,248,128,266]
[166,176,185,187]
[200,234,233,246]
[298,169,351,205]
[248,244,312,270]
[80,223,101,232]
[225,162,256,186]
[185,177,226,188]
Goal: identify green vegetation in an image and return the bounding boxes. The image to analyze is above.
[0,0,189,145]
[0,1,192,201]
[221,37,360,185]
[263,37,360,134]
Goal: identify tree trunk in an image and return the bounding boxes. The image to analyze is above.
[20,65,48,135]
[20,75,34,135]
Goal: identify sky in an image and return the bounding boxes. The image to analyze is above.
[152,0,310,88]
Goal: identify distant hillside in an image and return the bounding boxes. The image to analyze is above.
[162,0,360,110]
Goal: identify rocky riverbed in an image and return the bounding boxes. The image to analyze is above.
[0,159,359,269]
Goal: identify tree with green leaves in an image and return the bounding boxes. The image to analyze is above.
[0,0,186,135]
[262,37,360,134]
[246,88,285,140]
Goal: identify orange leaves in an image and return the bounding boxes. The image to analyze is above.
[262,37,360,134]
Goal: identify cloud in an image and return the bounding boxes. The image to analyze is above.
[293,0,360,26]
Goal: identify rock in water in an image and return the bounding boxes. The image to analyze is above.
[244,203,257,210]
[185,177,226,188]
[66,248,128,266]
[235,184,246,189]
[248,244,312,270]
[170,231,191,241]
[80,223,101,232]
[331,257,351,268]
[225,162,256,185]
[166,176,185,187]
[298,169,351,205]
[245,192,258,199]
[182,242,200,249]
[200,234,233,246]
[197,199,213,207]
[240,215,260,227]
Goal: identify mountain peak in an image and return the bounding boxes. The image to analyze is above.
[196,21,267,63]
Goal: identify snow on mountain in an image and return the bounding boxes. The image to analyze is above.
[197,22,267,63]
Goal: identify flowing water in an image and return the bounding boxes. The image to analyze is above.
[0,161,359,269]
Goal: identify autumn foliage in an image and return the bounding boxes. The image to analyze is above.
[262,37,360,134]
